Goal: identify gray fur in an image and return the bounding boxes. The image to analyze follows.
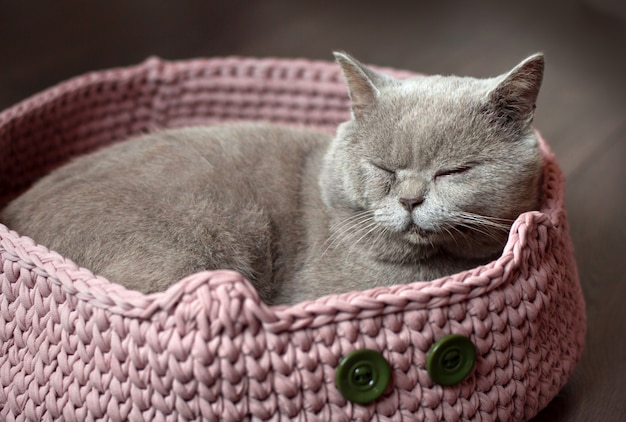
[1,53,544,305]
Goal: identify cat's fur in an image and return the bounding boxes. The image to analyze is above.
[1,52,544,305]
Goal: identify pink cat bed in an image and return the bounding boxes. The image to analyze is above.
[0,57,585,421]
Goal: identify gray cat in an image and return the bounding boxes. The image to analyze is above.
[1,52,544,305]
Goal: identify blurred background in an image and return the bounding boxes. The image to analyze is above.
[1,1,624,420]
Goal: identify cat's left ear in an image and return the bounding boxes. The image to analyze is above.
[488,53,544,127]
[334,52,389,119]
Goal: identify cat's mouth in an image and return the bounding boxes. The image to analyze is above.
[407,223,434,238]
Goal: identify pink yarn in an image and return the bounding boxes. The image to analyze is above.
[0,57,585,421]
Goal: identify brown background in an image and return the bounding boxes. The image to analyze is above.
[1,1,624,420]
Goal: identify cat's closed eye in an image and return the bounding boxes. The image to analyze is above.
[434,164,475,179]
[370,161,395,175]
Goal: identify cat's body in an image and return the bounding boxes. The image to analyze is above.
[4,124,328,302]
[1,53,545,305]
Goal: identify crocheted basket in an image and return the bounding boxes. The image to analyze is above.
[0,57,585,421]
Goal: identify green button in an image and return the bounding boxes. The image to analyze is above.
[426,334,476,386]
[335,349,391,404]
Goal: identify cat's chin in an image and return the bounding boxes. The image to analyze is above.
[407,223,431,236]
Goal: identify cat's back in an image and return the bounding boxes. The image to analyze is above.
[4,123,329,222]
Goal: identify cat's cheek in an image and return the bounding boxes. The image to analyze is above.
[361,178,393,203]
[433,182,477,205]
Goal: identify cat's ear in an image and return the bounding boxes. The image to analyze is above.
[488,53,544,127]
[334,52,386,118]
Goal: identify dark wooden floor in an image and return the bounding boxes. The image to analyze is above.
[1,1,624,420]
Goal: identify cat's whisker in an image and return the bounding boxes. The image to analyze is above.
[443,211,514,244]
[323,218,371,251]
[455,212,513,230]
[441,214,497,242]
[346,220,382,257]
[441,225,462,248]
[329,210,372,232]
[325,212,374,246]
[327,212,374,241]
[318,212,377,261]
[368,226,389,256]
[442,223,468,244]
[326,216,369,241]
[328,211,394,245]
[453,221,505,244]
[462,218,510,232]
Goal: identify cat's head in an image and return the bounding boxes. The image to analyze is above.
[320,52,544,260]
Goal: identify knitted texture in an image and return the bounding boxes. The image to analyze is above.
[0,57,585,421]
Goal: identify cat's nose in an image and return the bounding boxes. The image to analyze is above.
[399,196,425,212]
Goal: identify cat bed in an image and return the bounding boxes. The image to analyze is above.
[0,57,585,421]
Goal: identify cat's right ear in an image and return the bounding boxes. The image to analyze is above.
[488,53,545,128]
[334,52,384,119]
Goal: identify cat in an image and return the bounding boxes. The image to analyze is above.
[1,52,544,305]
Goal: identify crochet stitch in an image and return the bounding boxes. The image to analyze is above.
[0,57,585,421]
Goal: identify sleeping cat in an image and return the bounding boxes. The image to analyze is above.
[1,52,544,305]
